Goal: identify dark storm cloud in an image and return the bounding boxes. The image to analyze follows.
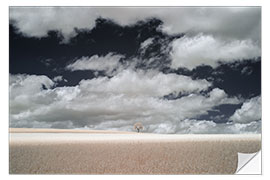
[9,7,261,133]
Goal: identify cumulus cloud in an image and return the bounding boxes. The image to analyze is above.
[9,7,261,42]
[10,7,261,71]
[229,96,261,124]
[9,7,261,134]
[170,34,261,70]
[85,119,261,134]
[9,74,54,97]
[147,119,261,134]
[78,69,211,97]
[66,53,124,75]
[9,74,55,116]
[9,73,247,133]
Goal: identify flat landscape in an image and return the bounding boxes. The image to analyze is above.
[9,128,261,174]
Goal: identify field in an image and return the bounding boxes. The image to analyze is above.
[9,128,261,174]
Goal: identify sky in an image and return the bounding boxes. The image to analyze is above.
[9,7,261,134]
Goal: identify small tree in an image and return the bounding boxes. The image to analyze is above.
[134,122,143,133]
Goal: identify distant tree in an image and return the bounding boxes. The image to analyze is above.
[134,122,143,133]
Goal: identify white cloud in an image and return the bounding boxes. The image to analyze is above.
[140,38,154,49]
[78,69,211,97]
[167,88,240,120]
[91,119,261,134]
[10,7,261,42]
[174,119,261,134]
[53,76,63,82]
[170,34,261,70]
[229,96,261,123]
[66,53,124,75]
[9,74,55,116]
[9,74,54,96]
[10,7,261,70]
[9,73,248,133]
[9,7,261,134]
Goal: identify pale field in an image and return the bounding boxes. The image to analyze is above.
[9,128,261,174]
[9,128,135,134]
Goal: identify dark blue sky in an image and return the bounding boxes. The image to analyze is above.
[9,7,261,133]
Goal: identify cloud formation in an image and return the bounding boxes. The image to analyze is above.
[10,7,261,42]
[9,7,261,134]
[229,96,261,123]
[66,53,124,75]
[170,34,261,70]
[140,38,154,49]
[10,7,261,70]
[149,120,261,134]
[78,69,211,97]
[9,73,248,133]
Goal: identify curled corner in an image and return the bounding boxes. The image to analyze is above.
[235,151,261,174]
